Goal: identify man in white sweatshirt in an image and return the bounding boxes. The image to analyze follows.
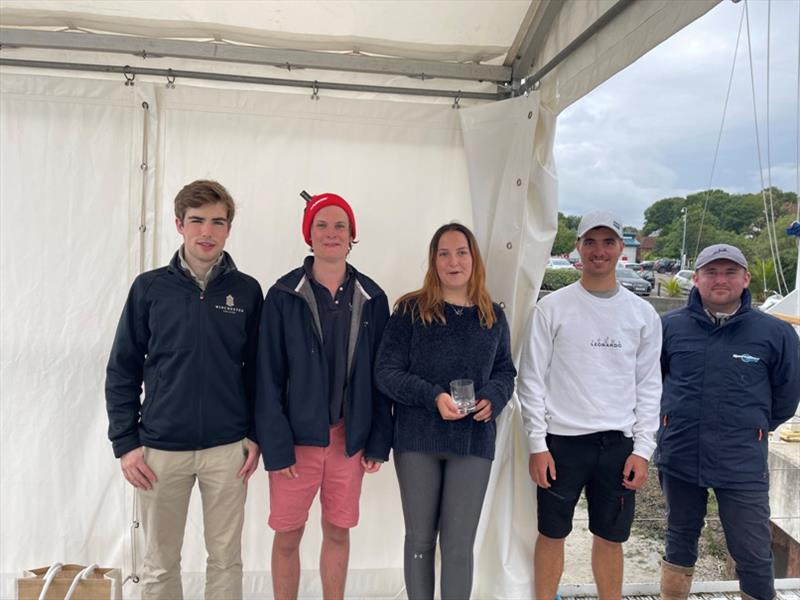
[518,211,662,600]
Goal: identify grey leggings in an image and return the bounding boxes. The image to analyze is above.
[394,451,492,600]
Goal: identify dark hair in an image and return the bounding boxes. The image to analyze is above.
[174,180,235,223]
[396,222,496,328]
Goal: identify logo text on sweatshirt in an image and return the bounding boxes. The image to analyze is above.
[590,337,622,349]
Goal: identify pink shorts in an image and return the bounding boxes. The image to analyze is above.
[268,422,365,532]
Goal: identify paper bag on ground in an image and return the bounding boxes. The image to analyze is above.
[17,564,121,600]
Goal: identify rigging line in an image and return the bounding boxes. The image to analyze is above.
[765,0,789,292]
[693,2,746,260]
[796,0,800,222]
[745,0,784,295]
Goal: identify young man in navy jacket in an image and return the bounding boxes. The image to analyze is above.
[659,244,799,600]
[105,180,263,600]
[255,192,391,600]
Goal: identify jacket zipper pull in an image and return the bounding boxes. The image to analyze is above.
[200,293,205,301]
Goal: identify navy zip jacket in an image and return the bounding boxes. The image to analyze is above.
[105,251,263,458]
[657,287,799,490]
[255,263,392,471]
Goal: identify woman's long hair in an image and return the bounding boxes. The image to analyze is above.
[396,222,496,328]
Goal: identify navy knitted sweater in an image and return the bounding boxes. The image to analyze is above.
[375,300,516,460]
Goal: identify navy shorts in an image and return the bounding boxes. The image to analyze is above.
[537,431,635,543]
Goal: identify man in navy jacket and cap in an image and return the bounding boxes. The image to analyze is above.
[658,243,799,600]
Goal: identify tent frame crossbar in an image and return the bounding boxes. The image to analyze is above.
[0,57,501,101]
[0,27,510,84]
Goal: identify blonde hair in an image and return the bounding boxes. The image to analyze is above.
[395,223,496,328]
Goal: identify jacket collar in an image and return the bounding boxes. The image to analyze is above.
[687,286,752,323]
[302,255,353,288]
[167,249,237,287]
[276,260,380,300]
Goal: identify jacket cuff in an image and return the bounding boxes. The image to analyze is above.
[262,448,297,471]
[364,441,391,463]
[112,434,141,459]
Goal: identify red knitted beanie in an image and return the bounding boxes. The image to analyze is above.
[302,193,356,246]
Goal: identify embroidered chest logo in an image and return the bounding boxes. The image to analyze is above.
[590,337,622,349]
[732,353,760,364]
[215,294,245,315]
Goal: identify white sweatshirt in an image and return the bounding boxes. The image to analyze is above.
[517,282,662,460]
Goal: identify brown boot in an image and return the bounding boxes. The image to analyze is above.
[660,560,693,600]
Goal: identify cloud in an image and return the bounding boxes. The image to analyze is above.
[555,0,800,228]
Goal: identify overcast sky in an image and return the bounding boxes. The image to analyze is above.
[555,0,800,228]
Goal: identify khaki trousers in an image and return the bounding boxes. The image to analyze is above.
[138,440,248,600]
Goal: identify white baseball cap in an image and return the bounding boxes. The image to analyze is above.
[577,211,623,239]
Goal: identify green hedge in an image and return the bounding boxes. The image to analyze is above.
[541,268,581,290]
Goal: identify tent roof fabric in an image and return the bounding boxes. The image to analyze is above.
[0,0,530,63]
[0,0,721,111]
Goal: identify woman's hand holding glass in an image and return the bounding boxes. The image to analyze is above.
[436,393,492,422]
[436,392,466,420]
[471,399,492,422]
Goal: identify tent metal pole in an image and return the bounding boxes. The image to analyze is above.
[507,0,564,82]
[0,27,511,84]
[138,101,149,275]
[0,58,500,101]
[521,0,635,91]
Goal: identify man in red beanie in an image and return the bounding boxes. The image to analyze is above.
[255,193,392,600]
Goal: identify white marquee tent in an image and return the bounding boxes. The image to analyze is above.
[0,1,718,597]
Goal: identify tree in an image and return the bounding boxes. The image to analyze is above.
[641,187,797,290]
[551,212,579,255]
[563,214,581,230]
[642,197,685,235]
[653,205,726,259]
[711,193,761,234]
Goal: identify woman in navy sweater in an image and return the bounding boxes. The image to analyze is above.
[375,222,516,600]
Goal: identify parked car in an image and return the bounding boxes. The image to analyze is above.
[568,257,583,270]
[655,258,680,274]
[640,260,655,271]
[616,268,652,296]
[618,262,655,284]
[672,269,694,293]
[621,262,642,272]
[547,257,576,270]
[636,268,655,285]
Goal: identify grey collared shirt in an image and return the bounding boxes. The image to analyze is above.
[704,303,741,326]
[178,246,225,291]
